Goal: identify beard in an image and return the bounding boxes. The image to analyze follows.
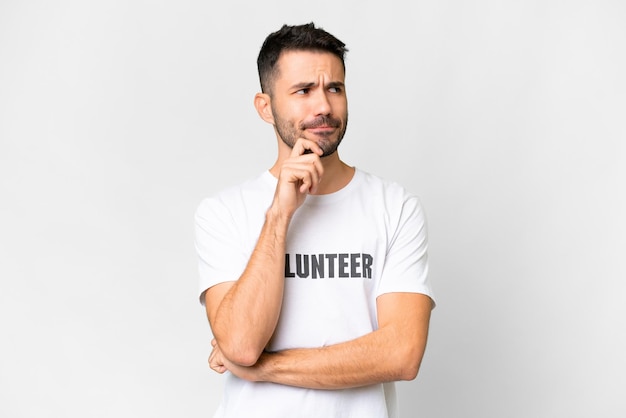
[273,108,348,157]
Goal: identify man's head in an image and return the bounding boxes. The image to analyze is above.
[255,23,349,158]
[257,23,348,96]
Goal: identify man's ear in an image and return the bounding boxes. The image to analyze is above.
[254,92,274,125]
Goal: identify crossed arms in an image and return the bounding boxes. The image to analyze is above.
[203,139,433,389]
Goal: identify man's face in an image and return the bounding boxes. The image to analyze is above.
[269,50,348,157]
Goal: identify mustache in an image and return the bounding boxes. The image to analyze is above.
[300,116,341,129]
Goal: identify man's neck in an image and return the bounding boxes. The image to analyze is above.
[312,155,355,195]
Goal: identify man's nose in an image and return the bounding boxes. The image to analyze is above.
[313,89,331,116]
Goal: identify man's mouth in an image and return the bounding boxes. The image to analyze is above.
[307,125,335,132]
[305,127,336,139]
[301,116,341,131]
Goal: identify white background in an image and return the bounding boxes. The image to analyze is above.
[1,1,625,417]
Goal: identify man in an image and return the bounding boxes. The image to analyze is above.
[195,23,435,417]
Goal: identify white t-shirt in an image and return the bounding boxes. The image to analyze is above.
[195,169,434,418]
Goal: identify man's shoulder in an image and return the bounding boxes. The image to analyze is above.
[356,169,417,201]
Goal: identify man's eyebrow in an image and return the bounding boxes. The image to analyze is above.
[290,82,317,90]
[289,81,345,90]
[326,81,345,89]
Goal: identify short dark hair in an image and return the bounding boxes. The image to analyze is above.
[257,23,348,94]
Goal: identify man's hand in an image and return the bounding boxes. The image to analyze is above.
[208,339,228,374]
[208,339,266,382]
[271,138,324,218]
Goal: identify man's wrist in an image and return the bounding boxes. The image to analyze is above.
[266,204,293,225]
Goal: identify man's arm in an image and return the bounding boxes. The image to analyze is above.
[205,139,324,367]
[205,212,289,367]
[209,292,433,389]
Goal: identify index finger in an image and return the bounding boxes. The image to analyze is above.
[291,138,323,158]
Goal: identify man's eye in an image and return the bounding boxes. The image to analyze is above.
[296,89,309,95]
[329,87,341,93]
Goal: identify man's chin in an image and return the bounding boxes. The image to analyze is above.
[281,132,343,157]
[323,141,343,156]
[301,145,337,157]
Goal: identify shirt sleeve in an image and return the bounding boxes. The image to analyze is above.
[376,194,435,306]
[194,197,248,305]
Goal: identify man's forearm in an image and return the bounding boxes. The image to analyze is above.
[225,293,432,389]
[209,209,291,366]
[257,328,423,389]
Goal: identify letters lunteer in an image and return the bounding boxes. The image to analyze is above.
[284,253,373,279]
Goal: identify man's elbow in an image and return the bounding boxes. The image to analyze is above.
[219,340,263,367]
[229,351,262,368]
[212,325,265,367]
[397,360,421,381]
[393,345,425,381]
